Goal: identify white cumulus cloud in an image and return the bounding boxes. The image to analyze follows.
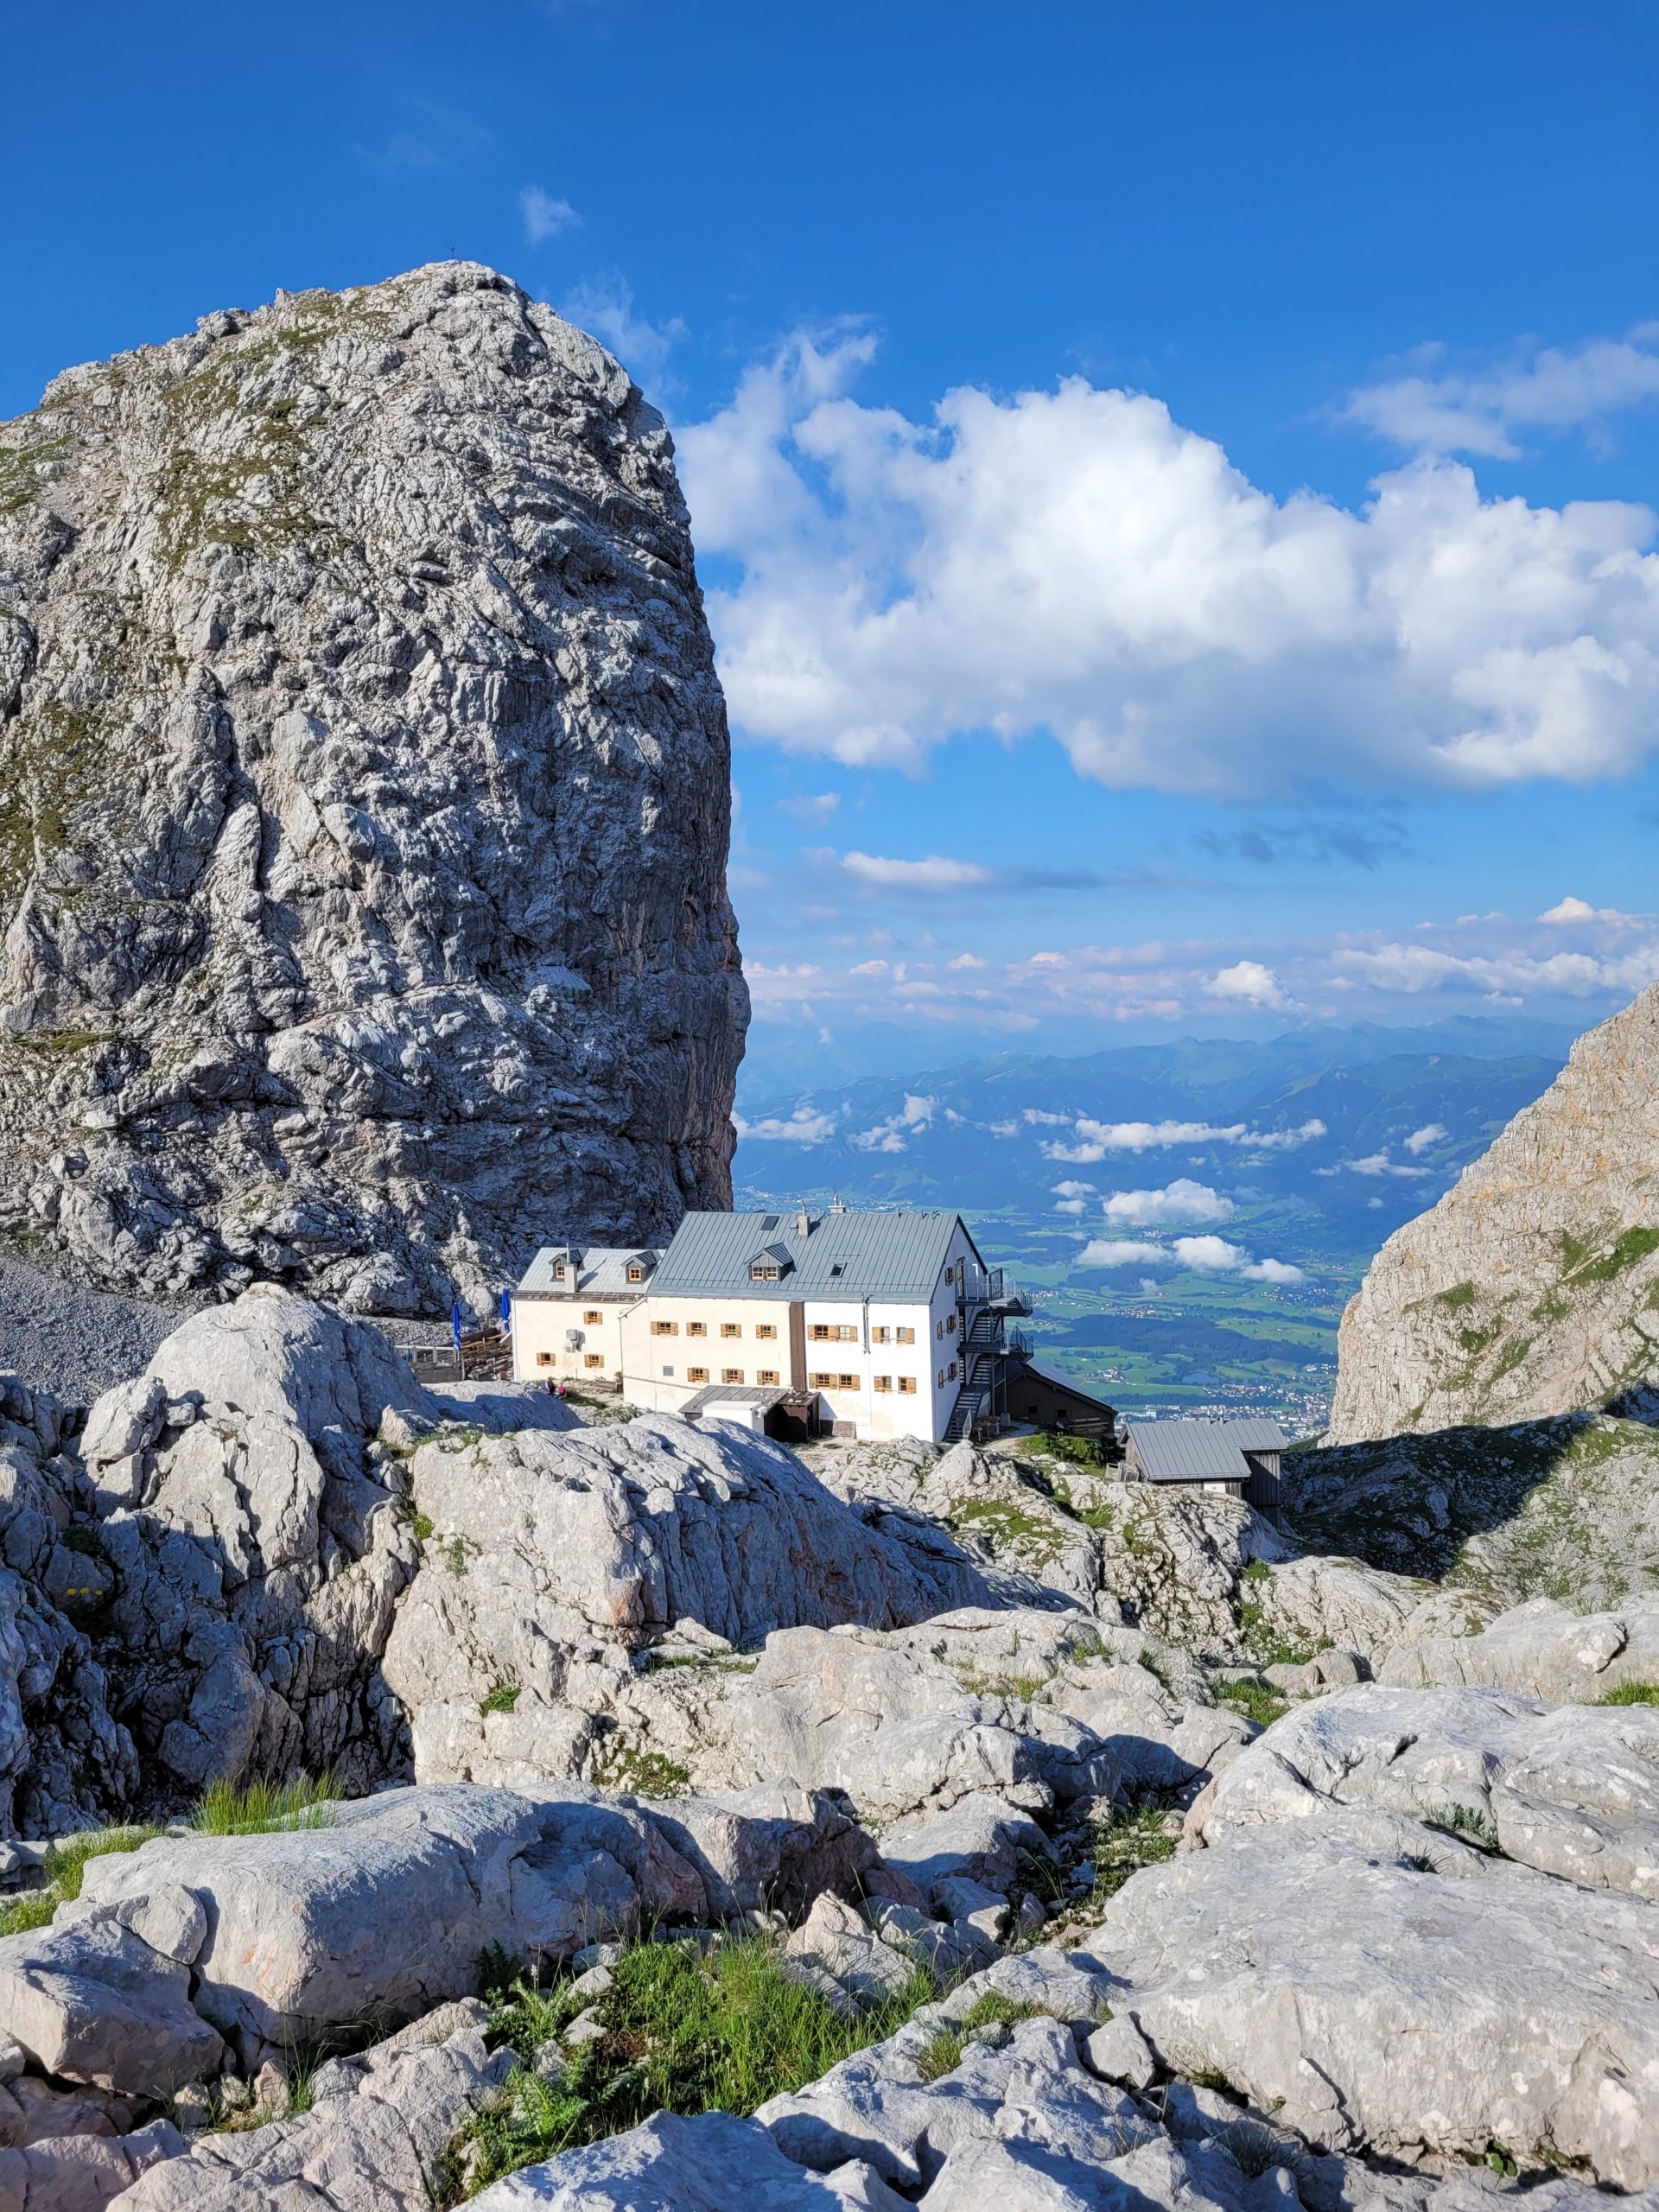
[676,328,1659,792]
[733,1105,837,1144]
[1206,960,1295,1010]
[1102,1179,1235,1228]
[1403,1122,1448,1154]
[1342,326,1659,460]
[842,852,994,890]
[1077,1233,1303,1281]
[1052,1179,1096,1216]
[852,1093,938,1153]
[1077,1239,1169,1268]
[520,187,579,243]
[562,276,685,383]
[1044,1116,1325,1161]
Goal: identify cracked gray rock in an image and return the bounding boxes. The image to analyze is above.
[0,259,747,1315]
[1330,977,1659,1441]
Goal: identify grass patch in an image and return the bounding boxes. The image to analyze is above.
[0,1822,165,1936]
[1598,1681,1659,1705]
[1090,1803,1179,1901]
[194,1773,340,1835]
[411,1511,435,1543]
[449,1935,938,2197]
[948,1497,1071,1567]
[1029,1429,1112,1468]
[1213,1677,1290,1728]
[590,1741,692,1798]
[1565,1227,1659,1286]
[1435,1281,1478,1310]
[1236,1595,1324,1669]
[481,1681,521,1716]
[915,1992,1044,2082]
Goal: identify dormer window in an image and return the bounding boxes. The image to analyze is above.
[747,1240,792,1282]
[627,1264,645,1283]
[552,1262,566,1281]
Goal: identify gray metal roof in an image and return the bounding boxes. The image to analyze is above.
[1125,1417,1287,1482]
[652,1208,976,1304]
[682,1383,792,1417]
[517,1246,662,1297]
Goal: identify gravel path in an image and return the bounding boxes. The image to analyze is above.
[0,1247,206,1406]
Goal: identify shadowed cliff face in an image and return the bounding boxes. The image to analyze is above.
[0,261,747,1313]
[1328,978,1659,1444]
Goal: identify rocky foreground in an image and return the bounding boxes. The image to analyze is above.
[0,1288,1656,2209]
[0,261,747,1314]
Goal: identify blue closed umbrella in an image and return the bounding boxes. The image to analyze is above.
[499,1287,512,1337]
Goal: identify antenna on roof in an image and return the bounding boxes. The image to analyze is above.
[830,1192,846,1213]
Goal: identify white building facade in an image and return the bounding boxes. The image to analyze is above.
[509,1245,660,1388]
[511,1205,1030,1445]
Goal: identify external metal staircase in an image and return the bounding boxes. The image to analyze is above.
[944,1268,1032,1440]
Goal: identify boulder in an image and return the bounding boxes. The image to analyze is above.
[79,1291,441,1798]
[0,2117,182,2210]
[759,2009,1150,2193]
[783,1894,917,2007]
[467,2108,909,2209]
[0,1920,224,2097]
[1077,1811,1659,2186]
[878,1793,1051,1901]
[640,1785,880,1919]
[110,2005,510,2209]
[73,1784,703,2058]
[381,1418,1010,1788]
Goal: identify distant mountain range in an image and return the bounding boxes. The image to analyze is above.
[734,1021,1569,1428]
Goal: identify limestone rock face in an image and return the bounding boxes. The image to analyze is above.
[1328,982,1659,1442]
[1079,1813,1659,2187]
[0,259,747,1313]
[1378,1591,1659,1703]
[114,2007,510,2211]
[82,1287,431,1800]
[1192,1681,1659,1897]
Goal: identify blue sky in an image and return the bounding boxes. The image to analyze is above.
[7,0,1659,1088]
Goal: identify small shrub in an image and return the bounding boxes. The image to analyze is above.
[1214,2116,1302,2177]
[194,1773,340,1836]
[1424,1801,1501,1853]
[60,1527,103,1558]
[411,1511,435,1543]
[916,1993,1043,2082]
[481,1681,521,1716]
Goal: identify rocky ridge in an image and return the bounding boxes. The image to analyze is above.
[0,261,747,1313]
[1329,978,1659,1442]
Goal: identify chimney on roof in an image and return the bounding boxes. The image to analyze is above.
[830,1192,846,1213]
[794,1205,810,1236]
